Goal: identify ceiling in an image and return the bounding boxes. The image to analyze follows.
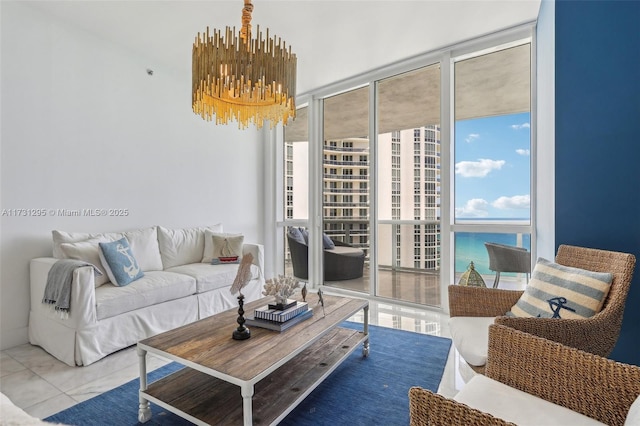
[24,0,541,95]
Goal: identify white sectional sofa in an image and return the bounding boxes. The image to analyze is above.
[29,225,265,366]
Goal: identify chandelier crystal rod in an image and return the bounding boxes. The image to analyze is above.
[192,0,297,130]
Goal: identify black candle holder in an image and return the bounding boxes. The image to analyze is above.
[232,293,251,340]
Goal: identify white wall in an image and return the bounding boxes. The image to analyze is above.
[535,0,555,260]
[0,2,265,349]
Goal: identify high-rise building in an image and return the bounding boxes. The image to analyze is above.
[322,138,370,256]
[285,124,441,272]
[378,126,441,271]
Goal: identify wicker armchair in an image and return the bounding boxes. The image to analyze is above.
[449,244,636,374]
[484,242,531,288]
[409,324,640,426]
[287,234,365,281]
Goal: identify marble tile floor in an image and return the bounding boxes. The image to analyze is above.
[0,299,470,421]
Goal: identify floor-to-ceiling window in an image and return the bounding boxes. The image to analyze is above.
[322,86,370,292]
[280,26,534,308]
[452,42,532,289]
[376,64,441,306]
[283,106,309,279]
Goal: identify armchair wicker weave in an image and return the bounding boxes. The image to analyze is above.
[287,234,365,281]
[448,244,636,374]
[409,324,640,426]
[484,242,531,288]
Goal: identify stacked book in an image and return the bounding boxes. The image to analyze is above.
[245,301,313,332]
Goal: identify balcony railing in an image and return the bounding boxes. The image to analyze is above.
[324,174,368,180]
[323,202,370,207]
[321,219,441,273]
[323,160,369,166]
[324,188,369,194]
[323,146,369,153]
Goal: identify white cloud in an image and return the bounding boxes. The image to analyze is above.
[511,123,530,130]
[492,194,530,210]
[455,199,490,218]
[455,159,505,177]
[465,133,480,143]
[516,149,530,156]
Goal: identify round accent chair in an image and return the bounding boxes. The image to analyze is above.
[287,234,365,281]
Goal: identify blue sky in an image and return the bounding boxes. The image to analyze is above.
[454,112,531,220]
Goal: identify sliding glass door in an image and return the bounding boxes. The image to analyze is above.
[279,27,534,307]
[322,86,370,293]
[452,43,532,289]
[376,64,441,306]
[283,107,309,280]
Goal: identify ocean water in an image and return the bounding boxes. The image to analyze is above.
[455,232,531,275]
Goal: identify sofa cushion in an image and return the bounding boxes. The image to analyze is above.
[59,238,110,287]
[330,245,364,257]
[99,237,144,286]
[167,263,260,294]
[95,270,196,320]
[123,227,163,272]
[454,374,604,426]
[448,316,495,367]
[299,227,309,244]
[53,230,122,259]
[158,225,223,269]
[506,257,613,319]
[322,233,336,249]
[287,227,306,245]
[202,232,244,263]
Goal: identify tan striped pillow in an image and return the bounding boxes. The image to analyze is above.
[506,257,613,319]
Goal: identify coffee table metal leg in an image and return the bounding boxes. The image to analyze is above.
[241,383,254,426]
[137,346,152,423]
[363,305,370,357]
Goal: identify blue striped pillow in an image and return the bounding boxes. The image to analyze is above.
[506,257,613,319]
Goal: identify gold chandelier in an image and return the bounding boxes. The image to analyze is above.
[192,0,297,129]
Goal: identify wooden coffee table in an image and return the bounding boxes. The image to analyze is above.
[137,294,369,425]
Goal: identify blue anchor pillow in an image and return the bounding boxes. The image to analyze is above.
[506,257,613,319]
[98,237,144,286]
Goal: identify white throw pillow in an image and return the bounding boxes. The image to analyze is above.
[59,238,109,287]
[202,230,243,263]
[158,224,223,269]
[52,230,122,259]
[123,227,163,272]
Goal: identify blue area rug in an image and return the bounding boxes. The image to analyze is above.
[46,323,451,425]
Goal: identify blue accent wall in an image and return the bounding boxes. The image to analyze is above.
[555,0,640,365]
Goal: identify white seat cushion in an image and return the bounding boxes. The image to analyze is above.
[455,374,605,426]
[329,246,364,257]
[448,316,495,367]
[95,271,196,320]
[167,263,259,294]
[625,394,640,425]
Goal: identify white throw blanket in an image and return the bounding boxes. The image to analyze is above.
[42,259,101,319]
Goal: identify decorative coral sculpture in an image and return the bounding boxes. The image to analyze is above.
[230,253,254,296]
[263,275,301,305]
